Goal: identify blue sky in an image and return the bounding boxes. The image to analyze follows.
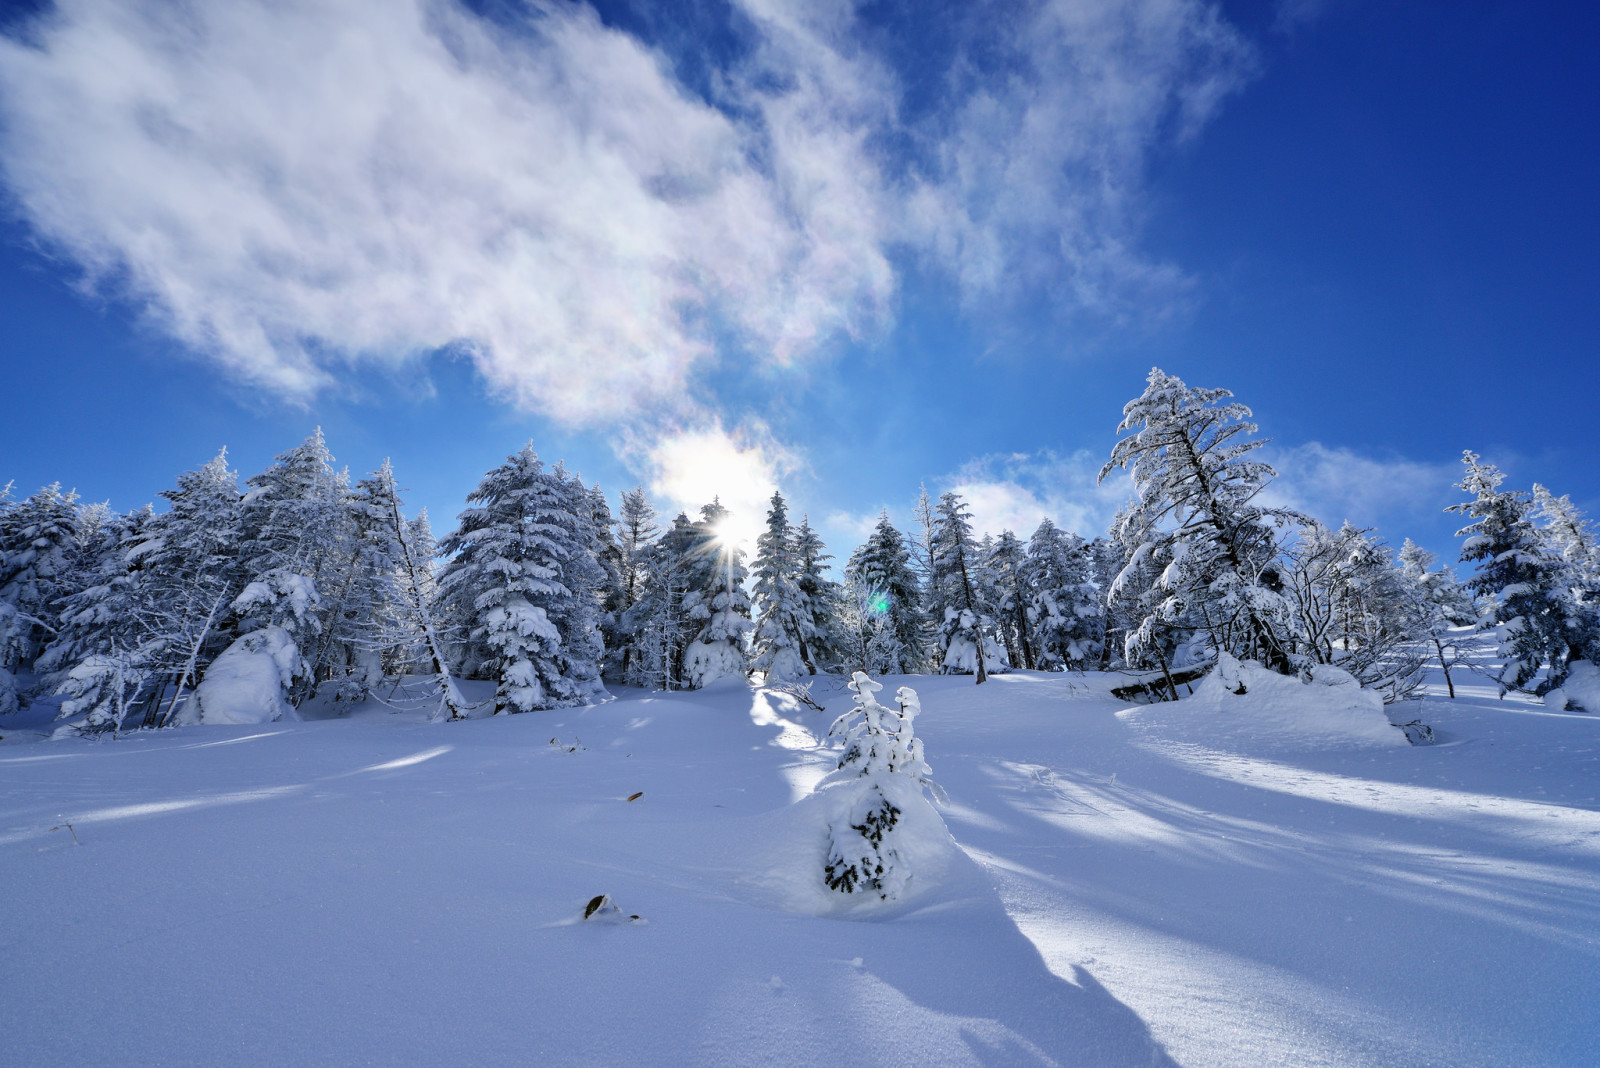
[1,0,1596,563]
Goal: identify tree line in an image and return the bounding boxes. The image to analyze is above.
[3,368,1597,730]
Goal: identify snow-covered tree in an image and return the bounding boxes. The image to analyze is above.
[237,429,355,697]
[436,444,605,714]
[793,515,846,673]
[749,492,811,681]
[0,482,82,672]
[1099,368,1299,677]
[929,492,1006,681]
[1281,522,1424,702]
[985,530,1034,669]
[130,450,248,727]
[679,500,753,688]
[1023,518,1104,671]
[1398,539,1477,699]
[622,511,698,690]
[844,514,926,674]
[604,487,661,682]
[823,672,938,900]
[1532,484,1600,607]
[1450,452,1591,695]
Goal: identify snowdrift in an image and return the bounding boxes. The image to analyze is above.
[1123,654,1406,750]
[186,626,305,725]
[1544,660,1600,713]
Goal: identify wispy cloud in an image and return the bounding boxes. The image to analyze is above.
[1258,442,1459,534]
[0,0,1255,428]
[951,449,1134,539]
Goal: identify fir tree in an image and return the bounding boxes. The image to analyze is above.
[1450,452,1589,694]
[0,482,82,672]
[929,492,1005,681]
[793,515,846,673]
[749,491,811,681]
[844,514,925,674]
[1023,518,1104,671]
[822,673,937,900]
[436,444,603,714]
[679,500,753,688]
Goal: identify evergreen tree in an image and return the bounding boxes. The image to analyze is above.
[623,511,698,689]
[436,444,604,714]
[844,514,925,674]
[929,492,1005,681]
[793,515,846,673]
[0,482,82,672]
[985,529,1035,669]
[1450,452,1590,694]
[1023,518,1104,671]
[679,500,753,688]
[1099,368,1298,676]
[749,492,811,681]
[606,487,661,682]
[822,673,937,900]
[133,450,249,726]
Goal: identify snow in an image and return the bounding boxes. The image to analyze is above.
[1545,659,1600,713]
[187,625,305,725]
[2,665,1597,1066]
[1125,653,1408,752]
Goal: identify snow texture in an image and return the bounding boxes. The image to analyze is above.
[2,662,1596,1067]
[188,626,305,725]
[1131,653,1407,751]
[1545,659,1600,712]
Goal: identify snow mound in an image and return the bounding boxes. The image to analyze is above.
[1124,654,1406,750]
[1544,660,1600,713]
[190,626,305,725]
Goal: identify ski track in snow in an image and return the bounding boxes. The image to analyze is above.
[1,670,1597,1066]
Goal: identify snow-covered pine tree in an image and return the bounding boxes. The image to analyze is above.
[0,482,82,673]
[793,515,846,674]
[1398,539,1477,699]
[587,485,628,682]
[749,491,811,682]
[237,429,355,698]
[343,464,471,720]
[132,450,249,726]
[1098,368,1299,677]
[929,492,1006,681]
[605,487,661,682]
[1023,518,1105,671]
[679,500,753,688]
[844,513,926,674]
[436,444,602,714]
[39,507,156,732]
[1450,452,1590,694]
[985,529,1035,669]
[822,672,937,900]
[1532,484,1600,609]
[548,463,608,705]
[621,511,696,690]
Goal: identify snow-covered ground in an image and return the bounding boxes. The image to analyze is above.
[3,667,1597,1067]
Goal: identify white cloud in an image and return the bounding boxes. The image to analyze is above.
[0,0,895,420]
[950,450,1133,539]
[0,0,1256,426]
[1258,442,1459,532]
[907,0,1256,318]
[640,422,795,552]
